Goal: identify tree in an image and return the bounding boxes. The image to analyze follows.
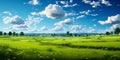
[13,32,16,36]
[66,31,73,37]
[0,31,3,35]
[20,32,24,36]
[106,31,110,35]
[114,27,120,34]
[8,31,12,36]
[66,31,70,36]
[3,32,7,36]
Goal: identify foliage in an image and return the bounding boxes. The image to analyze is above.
[114,27,120,34]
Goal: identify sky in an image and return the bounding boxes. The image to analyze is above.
[0,0,120,33]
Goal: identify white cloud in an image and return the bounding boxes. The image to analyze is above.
[80,10,91,15]
[26,15,42,23]
[31,12,39,16]
[101,0,112,6]
[40,26,48,31]
[88,28,95,33]
[9,24,29,32]
[82,0,112,8]
[71,25,82,32]
[91,14,98,16]
[99,14,120,25]
[82,0,100,8]
[3,15,25,25]
[75,15,85,19]
[54,18,73,26]
[40,4,65,19]
[51,26,64,31]
[63,3,78,7]
[70,0,73,3]
[110,24,120,29]
[28,0,39,5]
[65,12,79,17]
[3,11,12,16]
[60,1,66,4]
[90,1,100,8]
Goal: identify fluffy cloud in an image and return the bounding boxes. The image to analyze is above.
[71,25,82,32]
[26,15,42,23]
[65,12,79,17]
[110,24,120,29]
[3,15,25,25]
[28,0,39,5]
[40,4,65,19]
[51,26,64,31]
[80,10,91,15]
[9,24,28,32]
[40,26,48,31]
[63,3,78,7]
[56,1,78,8]
[82,0,100,8]
[101,0,112,6]
[70,0,73,3]
[99,14,120,25]
[54,18,73,26]
[82,0,112,8]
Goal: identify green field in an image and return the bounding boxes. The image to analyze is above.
[0,35,120,60]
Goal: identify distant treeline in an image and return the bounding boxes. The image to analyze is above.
[0,31,24,36]
[0,27,120,37]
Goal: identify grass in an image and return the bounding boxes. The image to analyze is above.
[0,35,120,60]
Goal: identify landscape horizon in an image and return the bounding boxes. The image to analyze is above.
[0,0,120,60]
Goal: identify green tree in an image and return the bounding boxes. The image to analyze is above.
[3,32,7,36]
[114,27,120,34]
[13,32,16,36]
[20,32,24,36]
[0,31,3,35]
[66,31,70,36]
[106,31,110,35]
[8,31,12,36]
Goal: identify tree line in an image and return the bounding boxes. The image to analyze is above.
[0,31,24,36]
[106,27,120,35]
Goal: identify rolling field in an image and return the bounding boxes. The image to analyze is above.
[0,35,120,60]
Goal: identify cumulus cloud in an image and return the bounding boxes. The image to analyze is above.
[40,4,65,19]
[28,0,39,5]
[51,26,64,31]
[98,14,120,25]
[101,0,112,6]
[54,18,73,26]
[9,24,28,32]
[40,26,48,31]
[110,24,120,29]
[3,15,25,25]
[82,0,112,8]
[71,25,82,32]
[82,0,100,8]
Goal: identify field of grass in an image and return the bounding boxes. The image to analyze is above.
[0,35,120,60]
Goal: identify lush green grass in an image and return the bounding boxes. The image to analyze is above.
[0,35,120,60]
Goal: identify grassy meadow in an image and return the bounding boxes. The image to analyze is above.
[0,35,120,60]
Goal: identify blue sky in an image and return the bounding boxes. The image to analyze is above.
[0,0,120,33]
